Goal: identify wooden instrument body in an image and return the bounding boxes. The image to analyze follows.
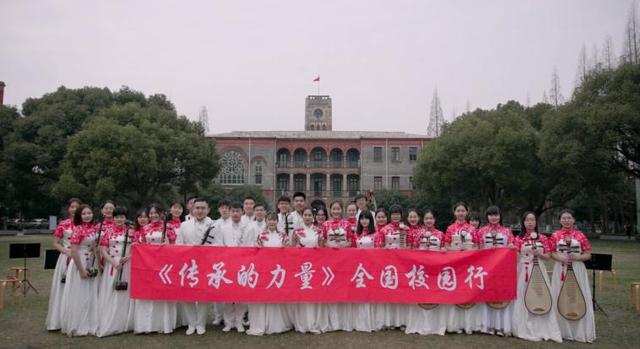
[456,303,475,309]
[418,303,439,310]
[523,239,553,315]
[557,243,587,321]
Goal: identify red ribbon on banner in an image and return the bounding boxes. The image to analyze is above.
[130,245,516,304]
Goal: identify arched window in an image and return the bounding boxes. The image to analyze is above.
[220,151,245,184]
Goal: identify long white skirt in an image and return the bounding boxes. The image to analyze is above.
[551,261,596,343]
[512,261,562,342]
[349,303,376,332]
[405,304,447,335]
[373,303,408,329]
[133,300,177,334]
[319,303,351,332]
[446,304,483,334]
[290,303,323,333]
[45,253,71,330]
[60,262,100,336]
[247,303,292,335]
[481,302,514,334]
[96,261,135,337]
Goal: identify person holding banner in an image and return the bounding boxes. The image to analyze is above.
[476,205,515,337]
[290,207,324,333]
[176,198,215,335]
[444,201,482,334]
[133,204,178,334]
[405,209,447,336]
[349,209,377,332]
[46,198,82,331]
[247,213,292,335]
[96,206,135,337]
[61,204,100,336]
[512,212,562,343]
[214,202,249,333]
[320,201,354,332]
[375,204,410,329]
[549,209,595,343]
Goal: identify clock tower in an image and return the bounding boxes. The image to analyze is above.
[305,95,332,131]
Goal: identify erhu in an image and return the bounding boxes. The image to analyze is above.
[85,222,104,278]
[114,225,132,291]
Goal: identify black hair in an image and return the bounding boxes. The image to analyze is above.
[243,196,255,204]
[452,201,468,212]
[354,194,367,202]
[217,199,231,208]
[102,200,115,208]
[193,198,209,205]
[186,195,198,202]
[468,212,482,224]
[73,204,93,226]
[292,192,306,201]
[485,205,502,225]
[66,197,83,208]
[277,195,291,204]
[146,203,165,219]
[266,212,279,221]
[113,206,128,218]
[356,209,376,236]
[389,204,403,215]
[230,202,243,210]
[558,208,575,220]
[329,200,343,210]
[254,203,265,210]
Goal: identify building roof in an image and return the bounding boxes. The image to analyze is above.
[211,130,430,139]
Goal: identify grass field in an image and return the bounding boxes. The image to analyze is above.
[0,235,638,349]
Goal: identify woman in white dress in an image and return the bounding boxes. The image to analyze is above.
[319,201,354,332]
[549,209,596,343]
[404,209,447,336]
[133,204,178,334]
[60,204,101,337]
[96,206,135,337]
[247,213,292,335]
[374,204,409,330]
[512,211,562,342]
[290,207,324,333]
[349,209,377,332]
[476,205,515,336]
[444,201,483,334]
[46,198,81,331]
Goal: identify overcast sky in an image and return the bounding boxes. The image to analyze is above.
[0,0,632,134]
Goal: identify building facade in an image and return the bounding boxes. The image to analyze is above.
[211,95,430,209]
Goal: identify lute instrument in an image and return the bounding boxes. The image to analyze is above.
[523,232,553,315]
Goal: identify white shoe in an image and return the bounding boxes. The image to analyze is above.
[196,326,206,335]
[222,325,232,332]
[212,318,222,325]
[236,323,245,333]
[186,326,196,336]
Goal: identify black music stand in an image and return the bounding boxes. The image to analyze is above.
[584,253,612,316]
[44,249,61,270]
[9,243,41,295]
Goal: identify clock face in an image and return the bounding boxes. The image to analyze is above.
[313,108,323,118]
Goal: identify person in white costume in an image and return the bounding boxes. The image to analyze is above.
[176,198,216,335]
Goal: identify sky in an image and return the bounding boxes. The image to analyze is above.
[0,0,633,134]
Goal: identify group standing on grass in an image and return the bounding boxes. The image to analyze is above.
[45,193,596,343]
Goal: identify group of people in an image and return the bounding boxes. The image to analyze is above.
[45,192,596,343]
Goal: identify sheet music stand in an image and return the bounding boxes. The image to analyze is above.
[584,253,612,316]
[9,243,41,295]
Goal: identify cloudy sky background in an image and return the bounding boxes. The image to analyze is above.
[0,0,632,134]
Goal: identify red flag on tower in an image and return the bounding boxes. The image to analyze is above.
[313,75,320,82]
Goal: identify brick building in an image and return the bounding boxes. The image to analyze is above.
[211,95,430,209]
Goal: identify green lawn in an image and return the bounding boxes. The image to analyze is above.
[0,235,638,349]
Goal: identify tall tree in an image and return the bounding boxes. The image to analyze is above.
[549,66,564,108]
